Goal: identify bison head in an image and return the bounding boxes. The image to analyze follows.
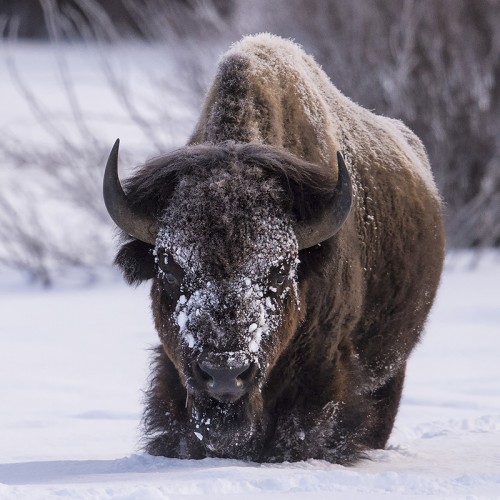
[104,140,351,455]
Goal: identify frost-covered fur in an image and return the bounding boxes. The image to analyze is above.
[113,34,445,464]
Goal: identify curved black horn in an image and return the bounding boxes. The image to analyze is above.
[296,151,353,250]
[103,139,158,245]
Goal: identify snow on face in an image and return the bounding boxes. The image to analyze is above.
[155,213,299,364]
[153,167,300,367]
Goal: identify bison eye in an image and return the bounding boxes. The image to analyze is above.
[163,272,177,285]
[276,273,286,285]
[155,251,185,298]
[269,265,290,290]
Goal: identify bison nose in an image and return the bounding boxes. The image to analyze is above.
[195,361,256,403]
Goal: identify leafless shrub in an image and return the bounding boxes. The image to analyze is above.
[1,0,498,285]
[0,0,230,284]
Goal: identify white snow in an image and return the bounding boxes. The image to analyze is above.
[0,41,199,282]
[0,252,499,499]
[0,41,195,151]
[177,310,189,331]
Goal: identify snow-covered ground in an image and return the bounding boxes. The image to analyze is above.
[0,253,499,499]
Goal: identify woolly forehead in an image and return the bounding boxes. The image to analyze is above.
[155,167,298,278]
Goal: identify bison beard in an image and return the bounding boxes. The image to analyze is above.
[187,391,267,458]
[144,345,268,460]
[104,34,445,464]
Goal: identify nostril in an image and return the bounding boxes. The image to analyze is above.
[194,362,213,384]
[236,363,257,383]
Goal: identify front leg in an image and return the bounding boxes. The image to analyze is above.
[363,365,406,449]
[143,346,206,458]
[145,411,206,459]
[262,396,372,464]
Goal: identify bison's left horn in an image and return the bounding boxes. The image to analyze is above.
[103,139,158,245]
[296,151,353,249]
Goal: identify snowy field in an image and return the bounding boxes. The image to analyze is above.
[0,253,499,499]
[1,42,499,499]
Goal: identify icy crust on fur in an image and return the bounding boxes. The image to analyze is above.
[224,33,439,197]
[156,216,298,360]
[153,167,299,365]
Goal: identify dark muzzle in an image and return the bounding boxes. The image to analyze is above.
[194,359,257,403]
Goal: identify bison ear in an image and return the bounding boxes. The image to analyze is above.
[114,239,156,285]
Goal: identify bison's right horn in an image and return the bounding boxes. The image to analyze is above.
[295,151,353,249]
[103,139,158,245]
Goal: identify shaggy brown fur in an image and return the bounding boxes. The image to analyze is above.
[111,34,445,464]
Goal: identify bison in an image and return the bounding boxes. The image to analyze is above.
[103,34,444,463]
